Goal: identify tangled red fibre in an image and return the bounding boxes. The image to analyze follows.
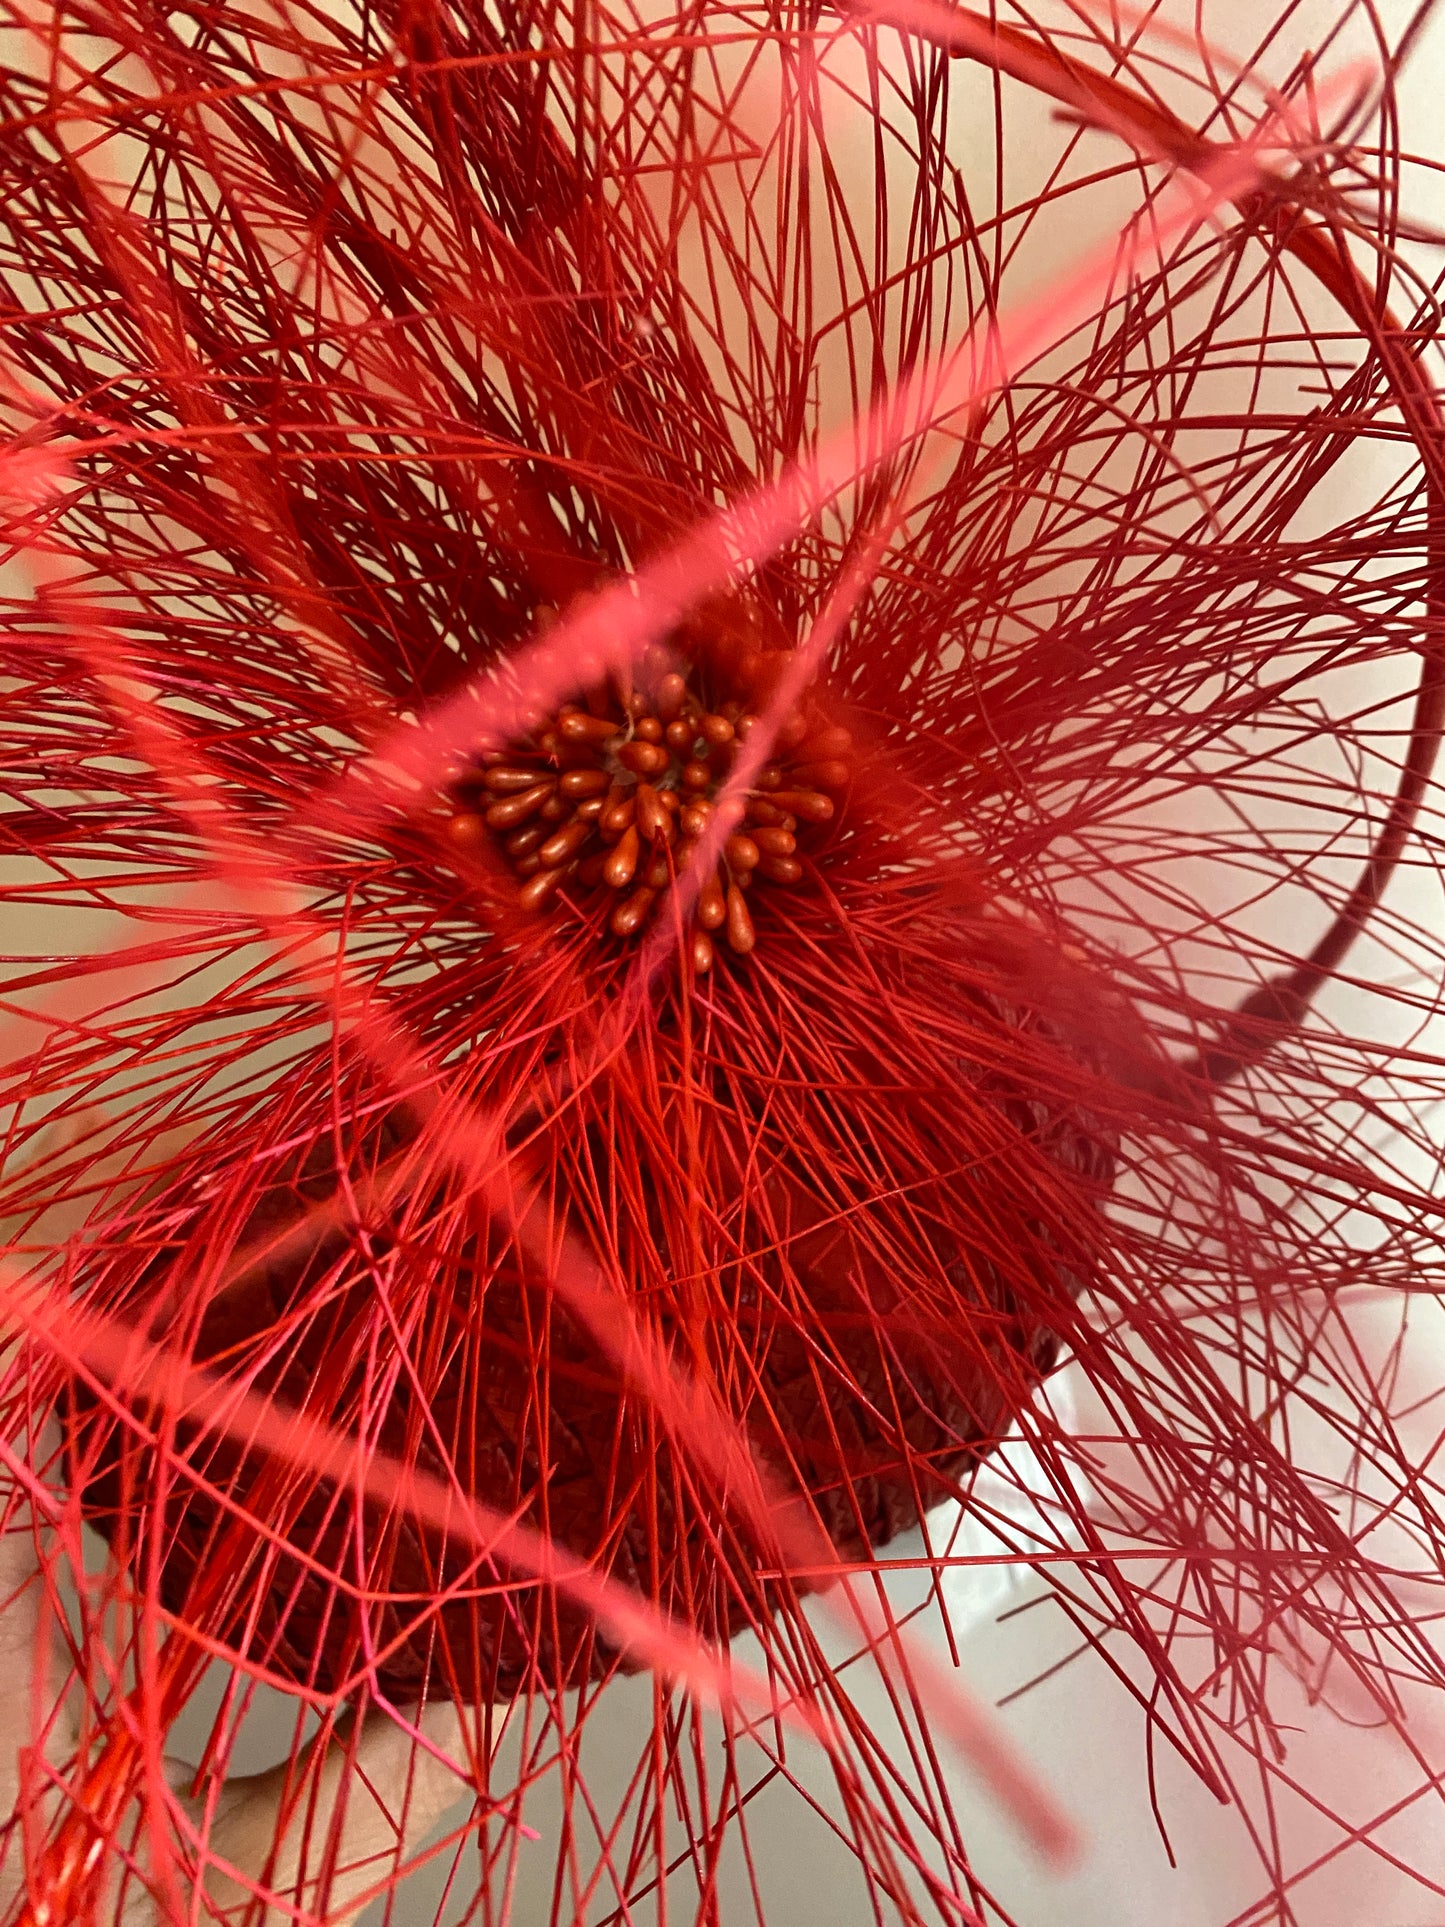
[1,2,1444,1924]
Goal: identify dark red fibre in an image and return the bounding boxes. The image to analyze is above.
[75,926,1114,1703]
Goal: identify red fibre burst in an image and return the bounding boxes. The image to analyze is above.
[1,3,1444,1925]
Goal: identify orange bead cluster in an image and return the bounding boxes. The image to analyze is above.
[447,660,849,971]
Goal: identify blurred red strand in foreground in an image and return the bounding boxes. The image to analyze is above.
[1,1,1444,1923]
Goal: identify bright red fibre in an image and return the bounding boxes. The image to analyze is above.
[2,3,1444,1925]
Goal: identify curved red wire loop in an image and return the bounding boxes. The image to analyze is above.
[846,0,1445,1082]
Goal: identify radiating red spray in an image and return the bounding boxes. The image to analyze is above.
[1,3,1443,1925]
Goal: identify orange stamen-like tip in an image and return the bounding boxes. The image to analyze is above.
[445,643,846,958]
[725,883,756,954]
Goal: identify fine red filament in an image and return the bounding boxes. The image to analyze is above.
[1,1,1442,1922]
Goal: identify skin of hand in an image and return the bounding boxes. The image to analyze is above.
[164,1701,473,1926]
[0,1117,476,1925]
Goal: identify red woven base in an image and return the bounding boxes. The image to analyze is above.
[74,966,1111,1703]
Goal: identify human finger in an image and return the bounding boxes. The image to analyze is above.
[188,1701,473,1925]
